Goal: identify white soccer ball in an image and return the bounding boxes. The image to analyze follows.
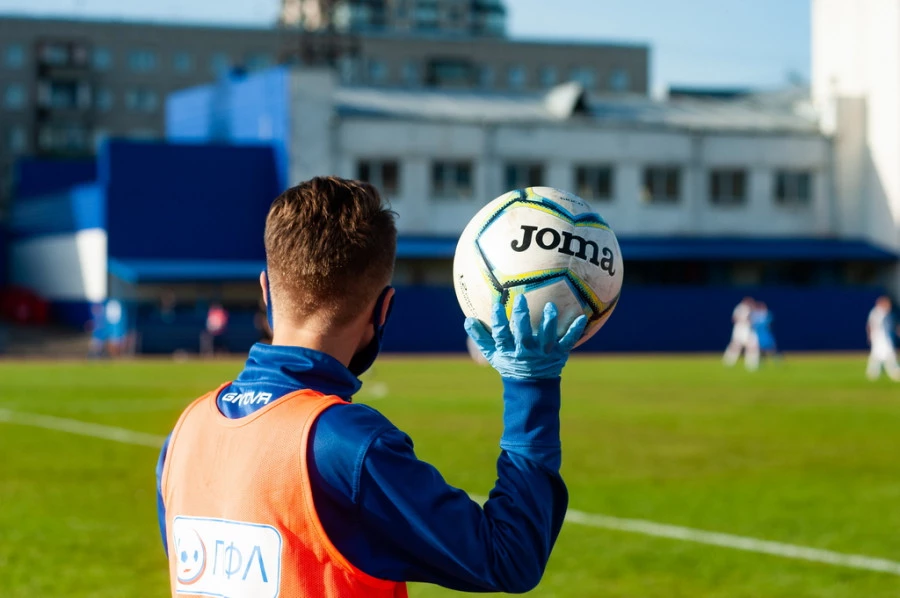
[454,187,623,346]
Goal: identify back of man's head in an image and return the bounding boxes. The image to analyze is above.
[264,176,397,327]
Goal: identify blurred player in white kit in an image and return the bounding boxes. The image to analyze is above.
[723,297,758,369]
[866,296,900,381]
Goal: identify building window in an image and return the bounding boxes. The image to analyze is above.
[609,68,630,92]
[39,43,69,66]
[507,65,526,90]
[478,65,495,89]
[570,67,596,89]
[427,59,475,88]
[93,47,112,70]
[38,80,90,110]
[414,1,439,30]
[125,88,159,112]
[5,44,25,69]
[709,169,747,205]
[8,125,26,152]
[38,124,89,152]
[642,166,681,203]
[129,49,158,73]
[368,59,388,85]
[246,52,272,71]
[96,88,113,112]
[539,66,557,88]
[173,52,193,73]
[93,128,109,151]
[211,53,231,77]
[357,159,400,196]
[446,6,464,26]
[337,56,360,84]
[4,83,26,110]
[402,60,419,86]
[128,129,159,140]
[505,163,544,190]
[575,165,614,201]
[775,170,813,206]
[432,161,474,199]
[484,10,506,35]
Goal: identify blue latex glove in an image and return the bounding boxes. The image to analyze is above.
[464,295,588,380]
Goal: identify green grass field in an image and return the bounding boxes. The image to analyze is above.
[1,355,899,597]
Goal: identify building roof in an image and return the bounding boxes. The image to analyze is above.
[394,236,899,262]
[334,83,820,134]
[104,236,898,284]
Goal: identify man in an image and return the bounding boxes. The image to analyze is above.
[723,297,755,369]
[87,302,107,358]
[750,301,778,366]
[105,298,126,357]
[156,177,586,596]
[866,295,900,381]
[200,302,229,356]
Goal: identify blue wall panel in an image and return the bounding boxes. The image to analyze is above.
[125,286,884,355]
[165,85,215,141]
[380,286,885,354]
[104,141,278,261]
[577,286,883,352]
[9,184,105,239]
[166,68,290,190]
[51,300,95,329]
[14,158,96,199]
[227,69,290,190]
[0,224,6,287]
[382,287,469,353]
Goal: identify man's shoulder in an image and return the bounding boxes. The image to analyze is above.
[314,401,401,450]
[309,401,406,505]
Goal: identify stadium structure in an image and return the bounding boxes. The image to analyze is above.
[1,0,898,353]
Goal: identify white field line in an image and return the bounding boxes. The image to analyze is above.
[2,408,898,576]
[0,408,166,448]
[464,499,900,577]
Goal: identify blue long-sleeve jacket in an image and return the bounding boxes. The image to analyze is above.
[156,343,568,593]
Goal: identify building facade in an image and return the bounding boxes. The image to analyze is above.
[164,67,890,294]
[281,0,507,37]
[0,15,648,208]
[813,0,900,289]
[7,64,895,352]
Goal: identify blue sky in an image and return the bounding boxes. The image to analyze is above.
[0,0,810,92]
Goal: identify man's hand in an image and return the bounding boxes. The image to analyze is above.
[464,295,587,380]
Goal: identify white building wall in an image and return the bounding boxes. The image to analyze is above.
[288,69,339,184]
[336,118,831,239]
[10,230,108,303]
[813,0,900,261]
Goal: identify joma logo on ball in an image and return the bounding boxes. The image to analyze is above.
[511,225,616,275]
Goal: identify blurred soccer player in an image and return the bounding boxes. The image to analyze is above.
[723,297,755,369]
[156,176,586,596]
[750,301,778,365]
[866,296,900,381]
[87,302,106,358]
[200,302,229,356]
[104,298,126,357]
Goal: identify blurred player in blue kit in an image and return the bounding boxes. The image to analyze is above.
[156,177,586,595]
[750,301,779,365]
[866,295,900,381]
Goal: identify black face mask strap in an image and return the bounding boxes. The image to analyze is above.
[264,269,274,332]
[348,286,394,377]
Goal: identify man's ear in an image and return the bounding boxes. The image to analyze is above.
[260,271,269,307]
[377,287,395,326]
[261,270,275,331]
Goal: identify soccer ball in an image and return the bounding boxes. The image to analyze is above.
[453,187,623,346]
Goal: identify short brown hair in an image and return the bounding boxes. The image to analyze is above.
[264,176,397,325]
